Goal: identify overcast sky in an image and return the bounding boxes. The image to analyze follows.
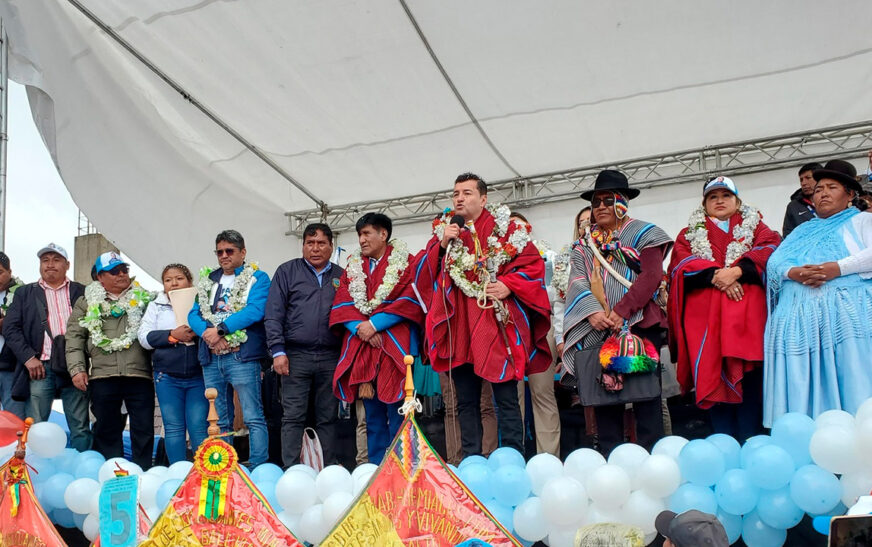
[4,82,159,290]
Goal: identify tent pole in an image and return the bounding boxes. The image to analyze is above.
[0,19,8,252]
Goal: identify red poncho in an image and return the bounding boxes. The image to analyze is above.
[330,244,425,403]
[419,208,552,383]
[667,211,780,408]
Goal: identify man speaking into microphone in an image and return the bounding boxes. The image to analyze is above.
[417,172,552,457]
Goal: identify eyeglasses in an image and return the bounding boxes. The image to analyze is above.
[106,265,129,276]
[591,197,616,208]
[214,249,237,257]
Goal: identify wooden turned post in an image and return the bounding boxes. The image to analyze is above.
[14,417,34,459]
[205,388,221,437]
[403,355,415,410]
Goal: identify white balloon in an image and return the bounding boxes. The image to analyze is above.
[315,465,352,502]
[139,474,163,509]
[563,448,606,489]
[289,463,319,479]
[547,524,581,547]
[841,469,872,508]
[27,422,67,459]
[621,490,665,535]
[87,490,101,516]
[855,418,872,457]
[98,458,143,483]
[353,469,375,496]
[297,504,329,545]
[351,463,377,482]
[810,426,861,474]
[637,455,681,499]
[276,470,318,515]
[83,513,100,542]
[607,444,650,491]
[855,398,872,426]
[64,478,99,514]
[322,491,354,528]
[527,453,565,496]
[144,505,161,522]
[513,497,549,542]
[587,503,624,524]
[816,409,854,430]
[651,436,689,461]
[165,460,193,481]
[540,477,588,527]
[587,464,631,510]
[145,466,169,479]
[278,510,302,532]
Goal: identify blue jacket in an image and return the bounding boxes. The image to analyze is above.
[188,265,271,364]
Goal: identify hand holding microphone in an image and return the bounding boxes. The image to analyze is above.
[440,214,466,249]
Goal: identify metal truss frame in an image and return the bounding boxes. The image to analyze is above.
[286,121,872,237]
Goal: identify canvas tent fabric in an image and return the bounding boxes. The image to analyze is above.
[1,0,872,275]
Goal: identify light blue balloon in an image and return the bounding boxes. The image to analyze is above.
[484,499,514,532]
[459,462,493,502]
[156,478,183,509]
[679,439,725,486]
[447,464,460,475]
[739,435,773,468]
[28,456,56,483]
[459,455,488,470]
[789,464,840,515]
[771,412,815,468]
[742,510,787,547]
[715,468,760,516]
[44,472,75,510]
[251,463,284,484]
[51,448,80,474]
[255,479,279,511]
[51,507,76,528]
[717,509,743,544]
[74,457,103,480]
[744,444,795,490]
[669,483,718,515]
[757,486,804,530]
[492,465,531,507]
[73,511,88,530]
[707,433,742,470]
[488,447,525,471]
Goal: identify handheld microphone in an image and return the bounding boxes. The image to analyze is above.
[449,214,465,230]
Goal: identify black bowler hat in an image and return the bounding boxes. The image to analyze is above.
[813,159,861,193]
[580,170,640,201]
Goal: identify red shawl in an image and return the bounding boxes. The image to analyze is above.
[330,244,425,403]
[419,208,552,383]
[667,212,780,408]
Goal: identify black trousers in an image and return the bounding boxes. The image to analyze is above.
[452,363,523,457]
[280,350,339,467]
[90,376,155,469]
[595,325,666,456]
[708,366,764,442]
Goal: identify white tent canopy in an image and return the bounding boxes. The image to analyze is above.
[2,0,872,273]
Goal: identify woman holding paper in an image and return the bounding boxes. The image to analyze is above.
[138,263,207,462]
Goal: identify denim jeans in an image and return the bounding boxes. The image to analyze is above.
[362,397,403,465]
[0,370,25,419]
[27,362,92,452]
[202,353,269,466]
[154,372,209,463]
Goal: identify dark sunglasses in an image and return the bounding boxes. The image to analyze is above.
[106,264,129,276]
[591,196,616,208]
[214,248,237,257]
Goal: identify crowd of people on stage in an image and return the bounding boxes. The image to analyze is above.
[0,150,871,471]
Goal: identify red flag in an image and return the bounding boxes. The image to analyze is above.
[322,415,520,546]
[139,437,304,546]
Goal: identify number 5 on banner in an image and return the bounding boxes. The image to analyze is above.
[99,474,139,547]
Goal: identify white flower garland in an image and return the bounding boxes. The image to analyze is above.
[196,263,259,347]
[686,205,760,266]
[346,239,410,315]
[80,281,154,353]
[551,246,571,300]
[433,204,531,298]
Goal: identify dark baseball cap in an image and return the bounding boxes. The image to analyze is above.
[655,510,728,547]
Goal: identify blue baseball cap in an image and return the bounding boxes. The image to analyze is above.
[703,176,739,197]
[94,251,128,273]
